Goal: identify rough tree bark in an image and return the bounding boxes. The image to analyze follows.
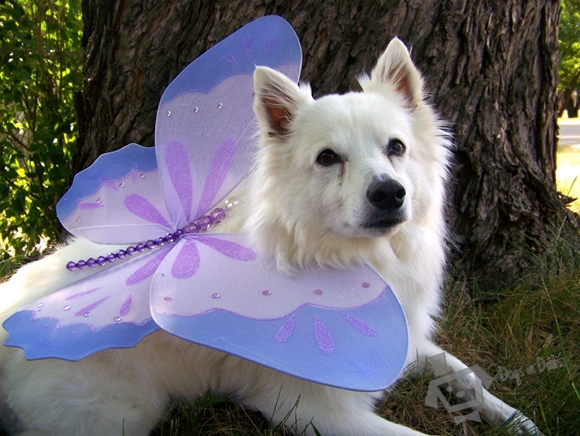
[74,0,576,290]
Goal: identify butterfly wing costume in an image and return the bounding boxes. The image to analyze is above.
[3,16,409,392]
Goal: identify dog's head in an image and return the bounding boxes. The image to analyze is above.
[247,38,450,268]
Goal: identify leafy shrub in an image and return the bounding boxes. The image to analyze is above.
[0,0,82,261]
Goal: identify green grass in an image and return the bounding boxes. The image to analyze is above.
[152,393,320,436]
[0,256,24,283]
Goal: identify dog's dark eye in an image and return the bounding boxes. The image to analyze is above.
[316,149,342,167]
[386,139,406,157]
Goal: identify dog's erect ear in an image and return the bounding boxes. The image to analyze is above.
[253,66,309,137]
[365,38,424,108]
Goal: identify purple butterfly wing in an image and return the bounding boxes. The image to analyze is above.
[2,17,305,364]
[155,16,302,228]
[2,246,173,360]
[150,234,409,391]
[56,144,173,244]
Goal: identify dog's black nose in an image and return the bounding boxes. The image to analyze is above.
[366,180,406,210]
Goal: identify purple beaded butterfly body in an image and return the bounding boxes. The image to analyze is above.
[3,16,409,392]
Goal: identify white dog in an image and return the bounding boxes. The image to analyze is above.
[0,38,539,435]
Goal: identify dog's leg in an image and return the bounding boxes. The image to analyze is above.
[415,341,542,435]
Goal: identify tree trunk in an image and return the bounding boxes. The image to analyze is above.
[75,0,576,290]
[560,88,579,118]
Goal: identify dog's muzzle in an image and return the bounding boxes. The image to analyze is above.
[363,179,407,229]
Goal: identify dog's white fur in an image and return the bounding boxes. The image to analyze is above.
[0,39,539,435]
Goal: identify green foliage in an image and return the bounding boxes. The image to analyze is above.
[0,0,82,261]
[559,0,580,91]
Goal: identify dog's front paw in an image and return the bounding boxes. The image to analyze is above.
[504,411,544,435]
